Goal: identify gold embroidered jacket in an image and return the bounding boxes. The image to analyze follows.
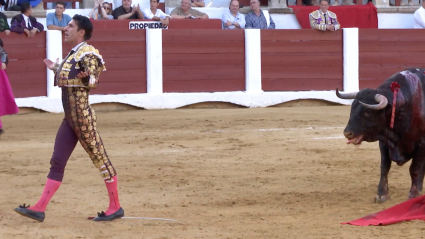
[54,42,106,89]
[309,10,340,31]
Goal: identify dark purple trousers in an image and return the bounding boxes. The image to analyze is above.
[47,119,78,181]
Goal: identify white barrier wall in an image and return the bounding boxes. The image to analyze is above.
[15,28,359,112]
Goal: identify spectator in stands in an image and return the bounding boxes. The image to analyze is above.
[170,0,209,19]
[309,0,340,31]
[7,0,42,11]
[143,0,170,27]
[414,0,425,28]
[89,0,114,20]
[191,0,205,7]
[245,0,275,29]
[113,0,144,19]
[0,12,10,35]
[222,0,245,29]
[46,2,72,31]
[10,1,44,38]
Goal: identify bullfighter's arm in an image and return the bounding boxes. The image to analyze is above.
[309,14,326,31]
[79,54,105,90]
[332,16,340,31]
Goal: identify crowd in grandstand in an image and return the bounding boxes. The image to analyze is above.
[0,0,421,35]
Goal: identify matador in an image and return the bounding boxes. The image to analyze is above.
[13,14,124,222]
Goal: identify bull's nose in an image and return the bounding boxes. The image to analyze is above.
[344,130,354,139]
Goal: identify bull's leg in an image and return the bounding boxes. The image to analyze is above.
[409,156,425,199]
[376,141,391,203]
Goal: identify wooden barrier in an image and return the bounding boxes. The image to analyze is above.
[62,29,147,95]
[358,29,425,89]
[91,19,222,30]
[261,30,343,91]
[162,29,245,93]
[3,32,47,98]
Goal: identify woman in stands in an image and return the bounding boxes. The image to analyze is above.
[88,0,113,20]
[0,38,19,136]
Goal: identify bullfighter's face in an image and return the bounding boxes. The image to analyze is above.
[320,0,329,13]
[64,20,84,44]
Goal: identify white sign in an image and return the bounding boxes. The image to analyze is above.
[129,21,168,29]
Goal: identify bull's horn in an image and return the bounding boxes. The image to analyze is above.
[359,94,388,110]
[336,88,358,99]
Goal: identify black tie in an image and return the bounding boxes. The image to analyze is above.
[27,20,30,29]
[324,13,328,24]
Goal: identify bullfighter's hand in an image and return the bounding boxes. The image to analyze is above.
[77,69,91,79]
[43,58,59,70]
[30,28,38,38]
[1,62,6,70]
[5,30,10,36]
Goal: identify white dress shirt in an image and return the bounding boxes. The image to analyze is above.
[143,8,170,20]
[221,10,245,29]
[22,14,32,28]
[414,6,425,29]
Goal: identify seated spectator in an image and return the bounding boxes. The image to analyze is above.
[245,0,275,29]
[191,0,205,7]
[10,1,44,38]
[89,0,114,20]
[143,0,170,27]
[222,0,245,29]
[0,12,10,35]
[170,0,208,19]
[113,0,144,20]
[414,1,425,28]
[309,0,340,31]
[46,2,72,31]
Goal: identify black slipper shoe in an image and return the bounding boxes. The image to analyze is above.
[13,204,45,222]
[93,207,124,222]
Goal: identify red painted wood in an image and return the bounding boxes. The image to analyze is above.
[91,19,222,30]
[262,67,343,79]
[262,41,343,53]
[10,84,46,98]
[261,30,343,91]
[162,29,244,42]
[163,53,244,66]
[262,78,343,91]
[358,29,425,89]
[162,29,245,93]
[163,79,245,93]
[5,33,47,98]
[262,30,343,41]
[262,54,341,68]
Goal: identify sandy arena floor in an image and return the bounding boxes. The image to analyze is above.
[1,106,424,239]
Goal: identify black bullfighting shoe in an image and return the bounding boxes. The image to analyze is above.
[13,204,45,222]
[0,129,4,136]
[93,207,124,222]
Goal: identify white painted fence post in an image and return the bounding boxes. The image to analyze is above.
[343,28,359,92]
[46,30,62,98]
[245,29,263,93]
[146,29,163,94]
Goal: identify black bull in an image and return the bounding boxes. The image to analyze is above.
[337,68,425,203]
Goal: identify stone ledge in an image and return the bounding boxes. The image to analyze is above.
[3,10,47,18]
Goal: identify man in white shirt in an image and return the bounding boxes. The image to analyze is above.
[222,0,245,29]
[414,1,425,29]
[143,0,170,27]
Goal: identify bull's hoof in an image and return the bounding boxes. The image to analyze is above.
[375,195,389,203]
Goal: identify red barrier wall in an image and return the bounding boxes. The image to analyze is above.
[63,30,147,95]
[261,30,343,91]
[3,32,47,98]
[91,19,222,30]
[359,29,425,90]
[162,29,245,93]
